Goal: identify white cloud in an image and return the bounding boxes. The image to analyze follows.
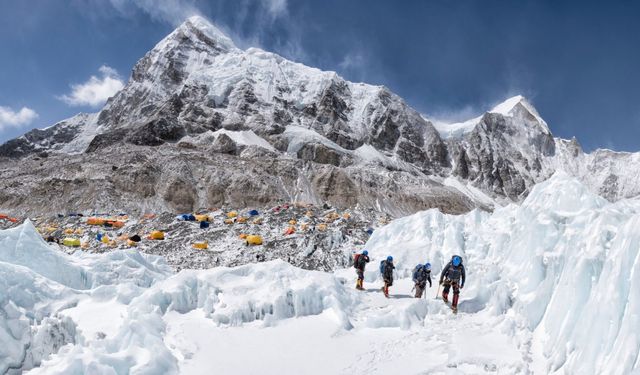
[0,106,39,131]
[59,65,125,108]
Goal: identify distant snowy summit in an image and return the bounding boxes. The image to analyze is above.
[1,16,638,216]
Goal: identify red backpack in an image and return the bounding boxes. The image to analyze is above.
[353,253,361,268]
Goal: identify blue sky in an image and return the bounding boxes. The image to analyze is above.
[0,0,638,151]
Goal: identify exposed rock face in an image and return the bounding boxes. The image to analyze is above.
[0,143,476,217]
[0,113,95,157]
[1,16,639,217]
[210,133,237,154]
[447,107,557,200]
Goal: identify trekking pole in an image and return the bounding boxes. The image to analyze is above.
[435,284,440,299]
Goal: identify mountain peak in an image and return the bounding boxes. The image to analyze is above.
[489,95,526,115]
[489,95,550,134]
[171,15,238,52]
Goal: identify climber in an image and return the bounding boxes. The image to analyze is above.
[353,250,370,290]
[412,262,432,298]
[439,255,466,313]
[379,256,395,298]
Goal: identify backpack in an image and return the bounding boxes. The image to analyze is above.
[412,265,423,282]
[353,254,361,269]
[447,267,462,282]
[379,260,386,275]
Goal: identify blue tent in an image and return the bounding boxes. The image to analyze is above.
[180,214,196,221]
[200,221,210,229]
[249,209,259,216]
[366,228,374,235]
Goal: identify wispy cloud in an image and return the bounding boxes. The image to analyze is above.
[261,0,288,19]
[108,0,201,26]
[59,65,124,107]
[0,106,39,131]
[426,104,482,124]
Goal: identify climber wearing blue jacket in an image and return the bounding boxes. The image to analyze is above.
[439,255,466,313]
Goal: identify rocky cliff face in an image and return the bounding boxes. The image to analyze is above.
[1,16,638,216]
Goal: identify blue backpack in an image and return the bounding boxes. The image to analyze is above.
[379,260,385,275]
[412,265,422,281]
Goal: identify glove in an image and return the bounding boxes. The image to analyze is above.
[460,285,464,289]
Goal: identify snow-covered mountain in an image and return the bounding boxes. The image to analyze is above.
[2,173,639,374]
[1,16,638,216]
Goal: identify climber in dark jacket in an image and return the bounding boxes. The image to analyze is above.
[412,263,432,298]
[354,250,370,290]
[439,255,466,312]
[380,256,395,298]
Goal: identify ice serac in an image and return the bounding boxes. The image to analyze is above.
[0,220,172,373]
[364,172,640,374]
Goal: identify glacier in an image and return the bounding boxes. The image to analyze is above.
[1,172,639,374]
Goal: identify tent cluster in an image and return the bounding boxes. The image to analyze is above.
[29,201,382,265]
[36,213,155,250]
[86,217,126,228]
[0,214,19,223]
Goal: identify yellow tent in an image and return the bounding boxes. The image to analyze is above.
[195,214,210,222]
[288,219,297,225]
[252,218,263,225]
[224,218,234,225]
[317,223,327,232]
[64,228,74,234]
[236,217,248,224]
[246,235,263,245]
[149,231,165,240]
[63,238,81,247]
[192,242,208,250]
[227,211,238,218]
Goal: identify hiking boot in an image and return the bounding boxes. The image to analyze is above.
[452,306,458,314]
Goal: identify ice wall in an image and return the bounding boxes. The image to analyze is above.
[364,172,640,374]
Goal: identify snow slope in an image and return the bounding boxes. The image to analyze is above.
[2,173,639,374]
